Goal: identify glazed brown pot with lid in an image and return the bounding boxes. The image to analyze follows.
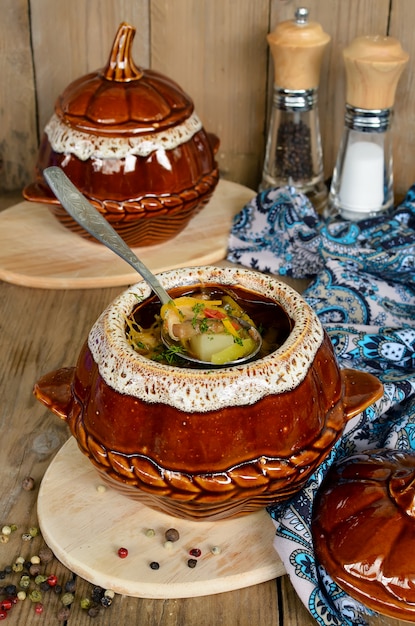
[23,23,219,247]
[33,266,384,522]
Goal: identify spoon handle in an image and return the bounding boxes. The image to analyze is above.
[43,167,171,305]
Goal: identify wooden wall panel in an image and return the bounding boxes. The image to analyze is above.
[0,0,38,191]
[1,0,415,201]
[389,0,415,198]
[30,0,150,138]
[150,0,270,190]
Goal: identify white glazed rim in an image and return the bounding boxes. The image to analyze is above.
[45,112,203,161]
[88,266,324,412]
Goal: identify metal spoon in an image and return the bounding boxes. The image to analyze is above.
[43,166,262,366]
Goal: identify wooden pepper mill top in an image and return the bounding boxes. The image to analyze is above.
[343,35,409,110]
[267,7,331,90]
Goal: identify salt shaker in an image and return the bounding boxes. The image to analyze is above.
[260,7,331,213]
[328,36,408,221]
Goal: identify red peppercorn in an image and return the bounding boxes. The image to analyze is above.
[117,547,128,558]
[47,574,58,587]
[35,603,44,614]
[0,611,7,620]
[0,599,12,611]
[189,548,201,557]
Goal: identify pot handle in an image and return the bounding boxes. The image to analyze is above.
[207,132,220,155]
[33,367,75,421]
[341,368,384,420]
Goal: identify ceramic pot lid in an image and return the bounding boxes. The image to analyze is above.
[312,448,415,621]
[55,22,194,136]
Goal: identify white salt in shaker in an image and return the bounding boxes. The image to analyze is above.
[260,7,331,214]
[328,35,408,221]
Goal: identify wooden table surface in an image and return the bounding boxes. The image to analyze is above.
[0,194,405,625]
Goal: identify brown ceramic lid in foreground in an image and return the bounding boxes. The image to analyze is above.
[312,449,415,621]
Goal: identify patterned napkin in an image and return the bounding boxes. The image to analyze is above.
[227,186,415,625]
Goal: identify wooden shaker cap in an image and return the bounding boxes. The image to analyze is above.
[343,35,409,109]
[267,9,331,90]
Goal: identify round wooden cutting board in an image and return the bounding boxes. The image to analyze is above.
[37,437,285,599]
[0,180,255,290]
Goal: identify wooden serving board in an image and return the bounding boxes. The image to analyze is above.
[37,437,285,599]
[0,180,255,290]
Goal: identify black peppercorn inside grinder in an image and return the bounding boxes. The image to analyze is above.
[260,8,330,213]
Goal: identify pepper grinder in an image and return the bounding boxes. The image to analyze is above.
[328,35,408,221]
[260,7,331,213]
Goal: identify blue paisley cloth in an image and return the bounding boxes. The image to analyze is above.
[227,185,415,625]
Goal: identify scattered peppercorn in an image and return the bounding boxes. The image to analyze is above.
[91,587,105,603]
[12,563,23,573]
[47,574,58,587]
[145,528,155,538]
[88,605,101,618]
[65,579,76,593]
[38,546,54,564]
[61,592,75,606]
[80,597,91,610]
[101,595,112,607]
[29,589,42,603]
[189,548,201,557]
[19,575,31,589]
[0,599,12,611]
[22,476,35,491]
[0,611,7,620]
[29,564,41,577]
[149,561,160,570]
[1,526,11,536]
[35,602,44,614]
[211,546,221,555]
[0,537,9,545]
[117,547,128,559]
[187,558,197,568]
[165,528,180,542]
[57,606,71,621]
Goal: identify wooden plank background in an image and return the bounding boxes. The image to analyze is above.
[1,0,414,199]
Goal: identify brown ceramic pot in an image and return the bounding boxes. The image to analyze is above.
[23,23,219,247]
[33,266,383,521]
[312,448,415,622]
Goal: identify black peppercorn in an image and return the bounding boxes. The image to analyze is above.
[100,595,112,608]
[165,528,180,542]
[4,584,17,596]
[91,586,105,603]
[149,561,160,570]
[65,579,76,593]
[187,559,197,568]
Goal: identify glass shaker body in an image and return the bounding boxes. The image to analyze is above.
[260,88,327,213]
[328,105,393,221]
